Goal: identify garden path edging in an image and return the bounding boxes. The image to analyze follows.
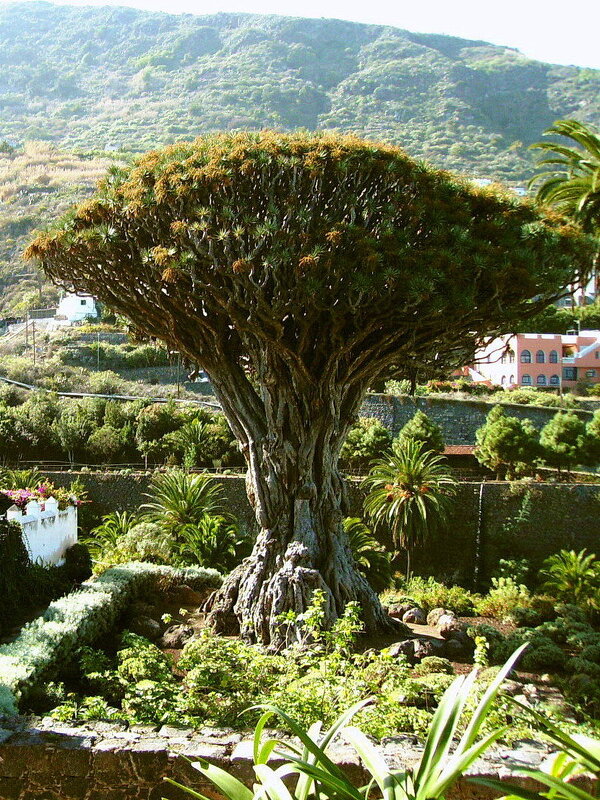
[0,714,566,800]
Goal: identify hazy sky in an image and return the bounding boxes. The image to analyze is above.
[49,0,600,70]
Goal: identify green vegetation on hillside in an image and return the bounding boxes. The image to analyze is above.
[0,3,599,183]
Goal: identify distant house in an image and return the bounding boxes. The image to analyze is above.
[471,330,600,389]
[55,293,98,322]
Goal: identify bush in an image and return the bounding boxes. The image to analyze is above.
[520,642,567,672]
[414,656,454,675]
[0,563,222,711]
[475,577,531,619]
[393,411,444,455]
[340,417,392,472]
[392,577,478,615]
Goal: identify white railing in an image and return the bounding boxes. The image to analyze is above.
[6,497,78,566]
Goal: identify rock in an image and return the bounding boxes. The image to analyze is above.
[402,607,426,625]
[413,638,444,661]
[444,638,468,659]
[387,604,414,620]
[160,624,194,649]
[501,680,523,696]
[167,584,206,607]
[438,614,465,640]
[387,640,416,663]
[128,616,161,641]
[426,608,451,627]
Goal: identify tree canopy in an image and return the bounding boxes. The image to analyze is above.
[26,131,593,389]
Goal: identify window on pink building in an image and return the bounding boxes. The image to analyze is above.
[521,350,531,363]
[522,374,532,385]
[537,375,547,385]
[549,350,558,363]
[550,375,560,386]
[536,350,545,363]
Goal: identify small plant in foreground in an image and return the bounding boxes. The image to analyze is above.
[166,645,528,800]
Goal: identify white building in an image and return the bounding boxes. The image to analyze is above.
[56,293,99,322]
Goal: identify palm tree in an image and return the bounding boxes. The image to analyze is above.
[142,469,227,538]
[540,548,600,613]
[362,439,456,579]
[529,119,600,297]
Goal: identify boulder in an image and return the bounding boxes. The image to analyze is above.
[128,615,161,641]
[167,585,206,607]
[387,604,414,620]
[387,639,416,663]
[426,608,451,627]
[402,607,427,625]
[413,638,445,661]
[438,614,465,640]
[160,624,195,649]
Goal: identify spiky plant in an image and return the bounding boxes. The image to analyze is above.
[363,440,456,579]
[343,517,392,593]
[142,469,227,538]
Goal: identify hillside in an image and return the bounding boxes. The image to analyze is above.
[0,142,123,314]
[1,3,600,314]
[1,2,599,183]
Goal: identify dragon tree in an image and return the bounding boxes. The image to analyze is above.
[26,131,592,648]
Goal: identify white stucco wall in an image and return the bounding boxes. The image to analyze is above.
[6,498,78,566]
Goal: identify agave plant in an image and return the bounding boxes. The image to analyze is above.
[142,469,227,537]
[471,703,600,800]
[165,645,527,800]
[343,517,392,593]
[363,439,456,579]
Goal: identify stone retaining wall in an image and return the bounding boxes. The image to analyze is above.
[0,715,556,800]
[361,394,594,444]
[46,472,600,586]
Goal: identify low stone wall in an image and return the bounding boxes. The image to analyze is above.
[0,715,555,800]
[46,472,600,585]
[361,394,594,445]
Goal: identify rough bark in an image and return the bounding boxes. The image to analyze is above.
[205,365,405,649]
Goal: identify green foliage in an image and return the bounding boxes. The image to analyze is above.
[363,441,456,576]
[394,411,445,455]
[0,563,222,713]
[474,577,532,619]
[530,119,600,234]
[540,549,600,613]
[142,469,227,535]
[540,411,590,473]
[342,517,392,593]
[177,516,249,573]
[475,406,540,478]
[339,417,392,472]
[386,576,478,615]
[168,646,527,800]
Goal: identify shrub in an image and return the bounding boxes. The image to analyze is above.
[414,656,454,675]
[540,550,599,613]
[343,517,392,593]
[0,563,222,711]
[340,417,392,472]
[394,576,478,615]
[393,411,444,455]
[475,577,531,619]
[520,643,567,672]
[475,406,539,479]
[565,658,600,679]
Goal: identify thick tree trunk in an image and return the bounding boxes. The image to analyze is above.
[205,372,405,649]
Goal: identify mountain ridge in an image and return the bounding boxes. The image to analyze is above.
[1,1,599,183]
[1,2,599,314]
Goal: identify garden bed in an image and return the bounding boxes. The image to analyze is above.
[0,562,222,715]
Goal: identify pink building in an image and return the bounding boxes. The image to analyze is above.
[473,330,600,390]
